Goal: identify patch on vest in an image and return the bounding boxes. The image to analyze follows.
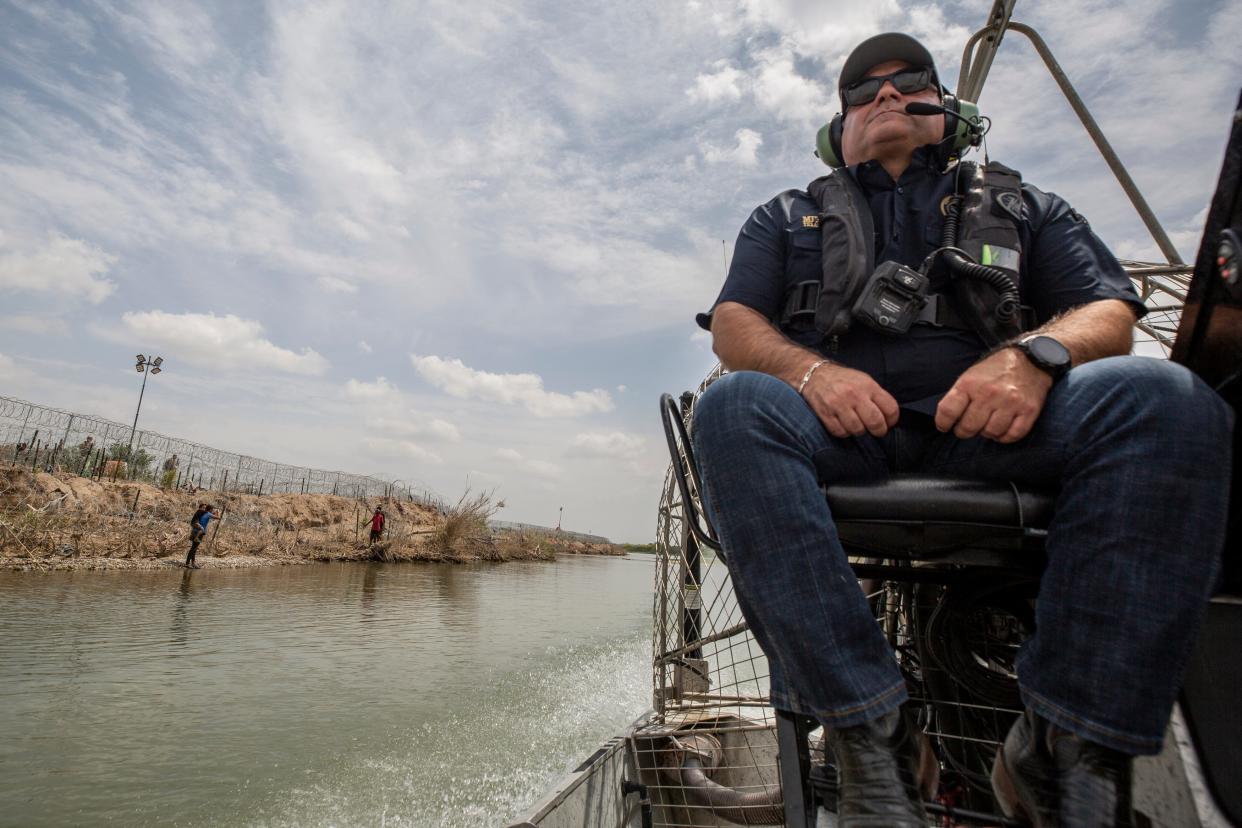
[802,215,820,228]
[995,190,1022,222]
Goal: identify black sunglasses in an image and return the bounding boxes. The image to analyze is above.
[842,67,935,108]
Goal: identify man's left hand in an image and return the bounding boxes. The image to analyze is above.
[934,348,1053,443]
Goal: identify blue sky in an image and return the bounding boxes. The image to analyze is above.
[1,0,1238,542]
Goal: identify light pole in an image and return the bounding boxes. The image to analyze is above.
[126,354,163,462]
[557,506,563,530]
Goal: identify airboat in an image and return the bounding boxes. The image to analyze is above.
[508,2,1241,826]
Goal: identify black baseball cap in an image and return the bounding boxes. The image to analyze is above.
[838,32,938,108]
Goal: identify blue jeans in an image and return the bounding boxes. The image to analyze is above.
[692,356,1232,755]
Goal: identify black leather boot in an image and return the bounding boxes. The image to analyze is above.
[992,709,1135,827]
[826,707,938,827]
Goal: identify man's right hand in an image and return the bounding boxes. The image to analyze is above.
[802,363,900,438]
[707,302,899,437]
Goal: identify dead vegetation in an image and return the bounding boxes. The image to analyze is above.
[430,488,503,558]
[0,465,621,572]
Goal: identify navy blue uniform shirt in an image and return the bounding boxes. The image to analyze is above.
[699,146,1146,414]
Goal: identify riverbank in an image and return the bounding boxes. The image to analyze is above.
[0,466,622,572]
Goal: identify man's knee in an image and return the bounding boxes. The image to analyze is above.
[1062,356,1232,435]
[692,371,799,450]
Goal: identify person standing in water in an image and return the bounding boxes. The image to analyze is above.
[185,503,218,568]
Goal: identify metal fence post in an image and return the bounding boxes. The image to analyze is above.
[13,405,32,463]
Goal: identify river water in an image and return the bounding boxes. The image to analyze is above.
[0,555,654,827]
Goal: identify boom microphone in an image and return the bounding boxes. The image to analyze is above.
[904,101,948,116]
[904,101,978,131]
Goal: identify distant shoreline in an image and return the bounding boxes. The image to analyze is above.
[0,465,623,573]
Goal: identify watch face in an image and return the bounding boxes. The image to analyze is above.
[1028,336,1070,368]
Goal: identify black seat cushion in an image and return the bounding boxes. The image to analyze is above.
[825,476,1055,564]
[825,475,1055,528]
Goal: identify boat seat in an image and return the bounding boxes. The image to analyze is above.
[825,475,1054,568]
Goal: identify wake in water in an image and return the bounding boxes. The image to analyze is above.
[251,630,652,827]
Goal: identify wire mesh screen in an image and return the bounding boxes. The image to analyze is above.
[651,368,769,721]
[0,395,443,507]
[638,366,786,826]
[1124,264,1191,355]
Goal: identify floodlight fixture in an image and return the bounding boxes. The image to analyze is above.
[127,352,165,461]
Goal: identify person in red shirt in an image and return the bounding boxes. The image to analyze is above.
[369,507,385,544]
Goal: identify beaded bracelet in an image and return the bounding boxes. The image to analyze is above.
[797,359,829,395]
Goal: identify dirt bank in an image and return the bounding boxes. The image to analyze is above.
[0,466,623,572]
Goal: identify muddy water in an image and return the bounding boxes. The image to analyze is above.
[0,555,653,826]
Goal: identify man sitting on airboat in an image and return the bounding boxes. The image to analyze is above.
[691,32,1232,827]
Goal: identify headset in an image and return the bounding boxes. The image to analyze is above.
[815,93,983,169]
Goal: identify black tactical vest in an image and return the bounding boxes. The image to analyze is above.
[784,160,1026,345]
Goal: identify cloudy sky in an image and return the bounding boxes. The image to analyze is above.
[1,0,1237,542]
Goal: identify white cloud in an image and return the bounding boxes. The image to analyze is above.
[357,340,373,354]
[109,0,220,71]
[501,226,722,320]
[366,414,462,443]
[427,418,462,442]
[316,275,358,294]
[361,436,442,465]
[687,62,744,103]
[737,0,902,58]
[904,5,973,58]
[344,376,399,400]
[410,354,614,417]
[0,352,20,381]
[0,233,116,303]
[751,53,832,124]
[527,459,562,479]
[466,468,504,487]
[492,447,560,481]
[616,384,627,393]
[569,431,646,458]
[0,314,70,336]
[117,311,329,375]
[701,128,764,166]
[7,1,96,50]
[1115,205,1210,264]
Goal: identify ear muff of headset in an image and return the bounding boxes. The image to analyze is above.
[940,94,983,153]
[934,95,983,167]
[815,114,845,168]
